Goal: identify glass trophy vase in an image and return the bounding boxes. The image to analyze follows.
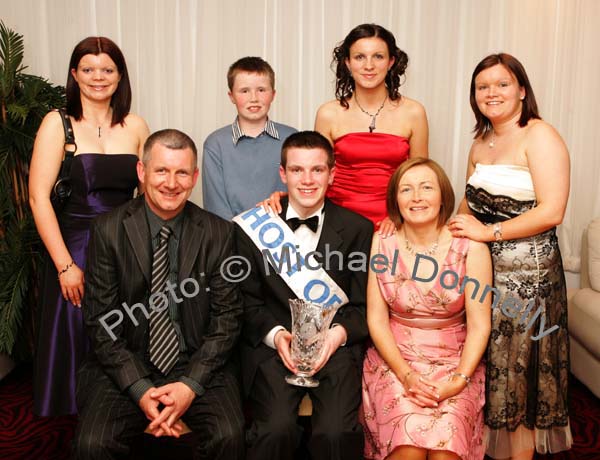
[285,299,338,388]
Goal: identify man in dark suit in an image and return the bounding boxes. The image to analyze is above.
[235,131,373,460]
[74,129,244,460]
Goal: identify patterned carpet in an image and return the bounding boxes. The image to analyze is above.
[0,365,76,460]
[0,365,598,459]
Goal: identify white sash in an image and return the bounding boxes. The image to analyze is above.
[233,207,349,309]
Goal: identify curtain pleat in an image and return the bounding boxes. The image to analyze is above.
[2,0,598,273]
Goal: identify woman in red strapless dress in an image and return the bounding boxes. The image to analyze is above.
[263,24,428,226]
[326,132,410,224]
[316,23,428,225]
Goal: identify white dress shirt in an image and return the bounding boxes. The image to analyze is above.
[263,203,324,348]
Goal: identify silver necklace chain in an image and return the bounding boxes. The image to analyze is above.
[488,130,495,148]
[355,94,387,133]
[404,237,439,256]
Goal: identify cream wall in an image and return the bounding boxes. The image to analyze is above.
[2,0,598,282]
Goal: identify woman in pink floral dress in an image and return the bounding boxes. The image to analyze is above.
[362,158,492,460]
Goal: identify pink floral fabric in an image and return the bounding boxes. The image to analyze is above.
[362,236,486,460]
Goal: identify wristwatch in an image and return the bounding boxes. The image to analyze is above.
[493,222,503,242]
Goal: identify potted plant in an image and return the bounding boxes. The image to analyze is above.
[0,20,65,378]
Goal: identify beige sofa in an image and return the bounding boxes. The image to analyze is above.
[568,217,600,398]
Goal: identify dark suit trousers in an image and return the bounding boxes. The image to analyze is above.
[74,359,244,460]
[246,347,364,460]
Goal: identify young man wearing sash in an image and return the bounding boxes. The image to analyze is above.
[234,131,373,460]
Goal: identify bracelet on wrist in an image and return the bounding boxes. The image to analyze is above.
[452,372,471,385]
[493,222,503,242]
[57,260,75,278]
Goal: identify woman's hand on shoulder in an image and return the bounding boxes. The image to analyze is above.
[376,216,397,238]
[448,213,491,242]
[257,191,286,214]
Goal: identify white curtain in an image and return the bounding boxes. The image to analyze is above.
[2,0,598,274]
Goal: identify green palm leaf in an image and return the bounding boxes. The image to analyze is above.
[0,20,65,358]
[0,21,25,105]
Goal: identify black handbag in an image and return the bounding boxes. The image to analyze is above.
[50,109,77,213]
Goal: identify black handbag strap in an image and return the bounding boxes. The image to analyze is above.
[56,108,77,179]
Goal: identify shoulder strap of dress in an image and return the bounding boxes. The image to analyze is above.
[54,109,77,184]
[57,107,77,169]
[57,108,76,147]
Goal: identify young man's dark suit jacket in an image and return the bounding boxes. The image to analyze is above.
[75,195,244,460]
[235,197,373,460]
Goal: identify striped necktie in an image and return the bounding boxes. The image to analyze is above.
[149,226,179,374]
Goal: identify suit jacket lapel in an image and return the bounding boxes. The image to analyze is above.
[123,196,153,286]
[316,198,343,254]
[278,198,289,221]
[179,202,204,281]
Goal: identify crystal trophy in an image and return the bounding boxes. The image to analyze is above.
[285,299,338,388]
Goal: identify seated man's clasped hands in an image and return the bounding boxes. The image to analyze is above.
[74,129,244,460]
[141,382,194,437]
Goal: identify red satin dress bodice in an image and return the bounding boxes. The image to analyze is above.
[327,132,410,224]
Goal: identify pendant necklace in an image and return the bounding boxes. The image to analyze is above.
[355,94,387,133]
[97,121,109,138]
[87,114,111,138]
[404,236,439,257]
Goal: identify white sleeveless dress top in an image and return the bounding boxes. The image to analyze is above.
[467,163,536,202]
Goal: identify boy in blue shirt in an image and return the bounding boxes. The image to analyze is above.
[202,57,296,220]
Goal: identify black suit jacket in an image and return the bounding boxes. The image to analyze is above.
[235,198,373,393]
[82,195,243,392]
